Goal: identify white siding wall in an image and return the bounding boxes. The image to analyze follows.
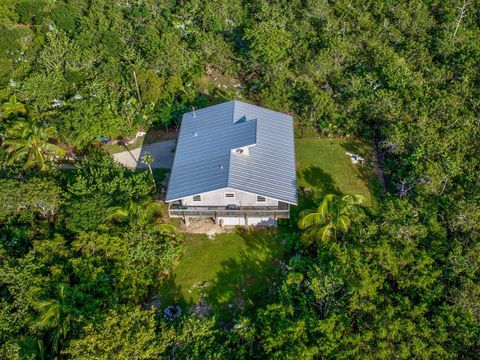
[180,188,278,207]
[217,217,276,226]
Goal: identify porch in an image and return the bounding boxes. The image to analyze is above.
[168,201,290,221]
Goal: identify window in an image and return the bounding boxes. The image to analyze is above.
[257,195,266,202]
[225,193,235,199]
[193,195,201,202]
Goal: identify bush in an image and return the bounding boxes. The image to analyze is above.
[51,3,77,33]
[16,0,46,25]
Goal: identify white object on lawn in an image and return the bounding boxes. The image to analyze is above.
[135,131,146,138]
[345,152,365,164]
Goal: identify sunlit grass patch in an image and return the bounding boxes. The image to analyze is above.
[157,228,284,319]
[295,133,382,209]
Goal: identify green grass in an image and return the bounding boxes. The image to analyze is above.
[156,129,381,320]
[295,132,382,208]
[157,228,283,319]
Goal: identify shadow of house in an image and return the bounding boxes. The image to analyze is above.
[135,139,176,170]
[112,134,176,171]
[293,166,345,221]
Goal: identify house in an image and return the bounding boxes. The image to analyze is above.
[165,100,297,226]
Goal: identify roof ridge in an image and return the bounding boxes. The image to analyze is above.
[226,100,237,187]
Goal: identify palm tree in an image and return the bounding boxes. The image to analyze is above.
[298,194,365,244]
[33,285,77,355]
[106,199,177,236]
[2,121,66,170]
[1,95,27,118]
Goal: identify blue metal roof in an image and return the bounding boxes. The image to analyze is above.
[165,100,297,205]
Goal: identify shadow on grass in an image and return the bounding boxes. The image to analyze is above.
[295,166,345,220]
[301,166,341,195]
[294,126,320,139]
[339,140,369,155]
[204,227,283,324]
[155,273,193,312]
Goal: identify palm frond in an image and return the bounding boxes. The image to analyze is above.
[3,139,29,148]
[105,207,129,223]
[44,143,67,157]
[338,215,351,233]
[298,211,327,229]
[319,223,335,242]
[6,146,28,160]
[33,300,60,330]
[318,196,331,218]
[142,201,162,222]
[150,223,177,235]
[35,148,45,170]
[299,228,317,247]
[342,194,364,205]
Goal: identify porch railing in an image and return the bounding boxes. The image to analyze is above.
[168,202,290,219]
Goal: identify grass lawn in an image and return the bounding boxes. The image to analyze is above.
[295,131,382,209]
[156,129,381,320]
[157,228,283,319]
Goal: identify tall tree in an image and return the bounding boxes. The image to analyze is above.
[2,121,66,170]
[106,199,177,236]
[298,194,365,244]
[33,284,78,355]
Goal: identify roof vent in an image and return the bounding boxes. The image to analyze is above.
[193,132,198,137]
[192,106,196,118]
[233,146,250,155]
[219,164,224,169]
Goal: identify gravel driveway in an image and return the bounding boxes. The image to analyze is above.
[112,139,176,169]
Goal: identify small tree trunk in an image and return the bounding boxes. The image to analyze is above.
[147,163,156,193]
[453,0,469,38]
[133,70,142,105]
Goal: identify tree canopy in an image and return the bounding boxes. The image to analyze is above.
[0,0,479,358]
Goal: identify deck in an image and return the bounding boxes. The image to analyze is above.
[168,202,290,220]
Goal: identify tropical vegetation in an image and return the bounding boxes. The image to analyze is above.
[0,0,479,359]
[298,194,365,244]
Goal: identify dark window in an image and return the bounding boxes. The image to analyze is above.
[225,193,235,198]
[257,196,266,202]
[193,195,201,202]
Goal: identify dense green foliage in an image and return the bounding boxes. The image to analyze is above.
[1,0,479,358]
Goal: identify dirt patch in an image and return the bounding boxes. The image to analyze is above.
[112,139,176,169]
[197,65,244,96]
[181,218,235,237]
